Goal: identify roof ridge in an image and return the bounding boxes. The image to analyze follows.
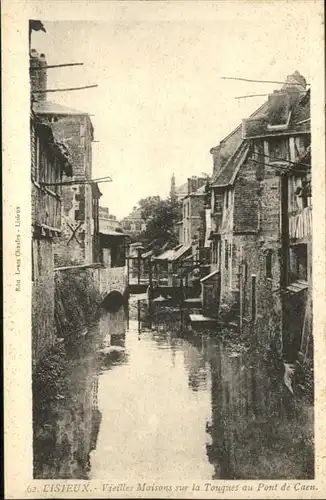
[212,140,249,188]
[33,100,90,115]
[212,140,245,183]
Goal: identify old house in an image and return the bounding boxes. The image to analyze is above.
[120,206,147,235]
[97,205,128,268]
[99,206,121,233]
[99,229,128,269]
[239,71,310,359]
[30,50,96,266]
[203,71,311,361]
[286,146,312,363]
[200,117,249,321]
[179,177,208,251]
[242,75,311,361]
[31,110,73,365]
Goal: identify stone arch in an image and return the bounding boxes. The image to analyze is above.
[101,290,124,312]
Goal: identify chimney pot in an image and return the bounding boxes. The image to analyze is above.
[30,51,47,103]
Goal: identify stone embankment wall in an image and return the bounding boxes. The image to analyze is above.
[33,264,127,478]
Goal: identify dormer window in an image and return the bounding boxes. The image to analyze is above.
[267,137,290,164]
[214,191,223,214]
[266,91,292,131]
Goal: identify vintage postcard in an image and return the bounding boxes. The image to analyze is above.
[2,1,326,499]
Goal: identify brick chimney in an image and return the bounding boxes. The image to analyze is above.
[210,145,222,178]
[30,49,47,103]
[283,70,307,92]
[187,176,207,194]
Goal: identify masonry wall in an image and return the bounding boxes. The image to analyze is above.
[184,195,205,248]
[32,237,55,366]
[226,157,282,350]
[51,115,93,266]
[239,236,282,352]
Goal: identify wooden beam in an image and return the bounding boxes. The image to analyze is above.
[30,62,84,70]
[235,93,272,100]
[32,84,98,94]
[222,76,309,85]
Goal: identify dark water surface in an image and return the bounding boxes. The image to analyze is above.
[89,296,314,480]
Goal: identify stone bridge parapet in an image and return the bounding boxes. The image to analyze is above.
[55,263,128,301]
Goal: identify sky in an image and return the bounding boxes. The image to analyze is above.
[30,1,318,219]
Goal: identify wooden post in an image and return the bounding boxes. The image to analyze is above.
[148,258,153,299]
[137,300,141,336]
[280,174,289,357]
[137,248,141,285]
[251,274,257,343]
[239,246,243,336]
[280,174,289,289]
[127,257,130,286]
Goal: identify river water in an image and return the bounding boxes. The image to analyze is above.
[87,295,314,481]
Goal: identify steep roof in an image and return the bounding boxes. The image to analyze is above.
[33,116,73,176]
[210,101,269,184]
[176,181,188,196]
[211,142,250,188]
[33,101,89,116]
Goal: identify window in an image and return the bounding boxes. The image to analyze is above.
[243,261,248,283]
[214,192,223,214]
[265,250,273,279]
[218,241,221,267]
[289,176,308,212]
[289,244,308,282]
[251,274,257,322]
[225,190,229,210]
[135,221,142,231]
[225,240,228,270]
[253,140,265,181]
[268,137,289,163]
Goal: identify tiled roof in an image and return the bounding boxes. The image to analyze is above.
[154,244,191,262]
[211,142,250,188]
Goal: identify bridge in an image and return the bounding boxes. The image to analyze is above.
[55,263,128,303]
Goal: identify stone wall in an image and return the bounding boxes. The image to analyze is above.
[238,235,282,352]
[32,237,55,366]
[51,115,93,265]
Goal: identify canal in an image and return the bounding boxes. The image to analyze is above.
[87,294,314,481]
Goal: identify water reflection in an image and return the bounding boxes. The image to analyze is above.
[206,344,314,479]
[89,297,313,480]
[90,298,213,480]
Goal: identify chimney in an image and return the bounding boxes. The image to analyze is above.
[30,50,47,103]
[282,71,306,92]
[187,177,196,194]
[210,145,222,178]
